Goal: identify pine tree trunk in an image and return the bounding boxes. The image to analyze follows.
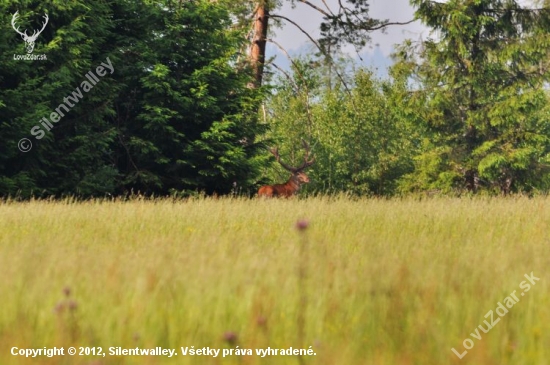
[250,3,269,88]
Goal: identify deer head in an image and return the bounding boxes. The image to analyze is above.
[258,140,315,198]
[11,11,49,54]
[270,139,315,181]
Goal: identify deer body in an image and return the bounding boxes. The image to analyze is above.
[258,140,314,198]
[258,172,309,198]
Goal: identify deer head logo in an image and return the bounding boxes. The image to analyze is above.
[11,11,49,54]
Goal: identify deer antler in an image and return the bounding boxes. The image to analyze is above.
[269,139,315,173]
[11,12,48,40]
[11,11,28,38]
[35,13,49,38]
[295,139,315,171]
[269,147,297,172]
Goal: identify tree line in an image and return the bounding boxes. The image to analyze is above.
[1,0,550,198]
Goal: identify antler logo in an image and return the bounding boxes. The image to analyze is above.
[11,11,49,54]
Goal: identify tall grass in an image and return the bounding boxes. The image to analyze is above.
[0,197,549,364]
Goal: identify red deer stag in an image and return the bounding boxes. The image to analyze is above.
[258,140,315,198]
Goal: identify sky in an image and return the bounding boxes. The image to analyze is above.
[270,0,534,77]
[270,0,429,76]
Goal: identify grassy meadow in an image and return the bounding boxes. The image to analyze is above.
[0,196,549,364]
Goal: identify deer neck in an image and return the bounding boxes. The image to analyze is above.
[286,174,302,191]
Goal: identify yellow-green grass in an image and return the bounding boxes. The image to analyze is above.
[0,197,549,365]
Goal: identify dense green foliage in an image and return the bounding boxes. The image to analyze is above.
[265,0,550,196]
[0,0,264,198]
[2,0,550,197]
[265,59,418,196]
[397,0,550,194]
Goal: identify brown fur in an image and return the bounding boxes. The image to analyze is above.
[258,172,309,198]
[258,140,314,198]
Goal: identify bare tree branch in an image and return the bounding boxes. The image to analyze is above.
[321,0,334,16]
[268,13,352,96]
[271,63,299,92]
[295,0,330,17]
[267,14,321,51]
[366,19,417,31]
[266,37,314,130]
